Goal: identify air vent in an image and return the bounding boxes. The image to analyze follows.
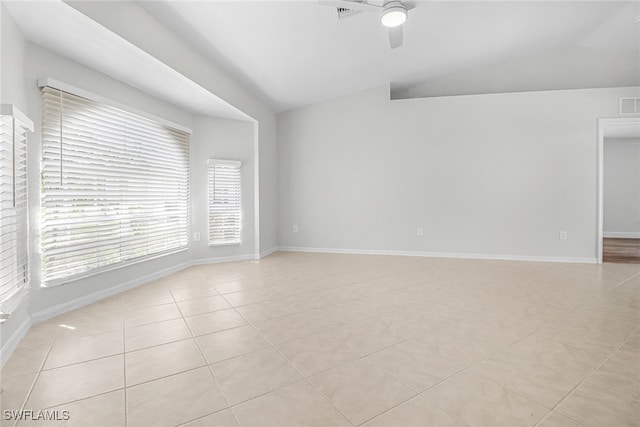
[619,97,640,115]
[336,1,363,19]
[337,7,360,19]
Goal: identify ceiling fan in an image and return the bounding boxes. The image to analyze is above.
[319,0,415,49]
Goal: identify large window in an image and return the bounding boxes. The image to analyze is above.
[208,159,241,246]
[40,87,190,285]
[0,106,32,306]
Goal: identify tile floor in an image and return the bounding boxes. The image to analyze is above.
[1,252,639,427]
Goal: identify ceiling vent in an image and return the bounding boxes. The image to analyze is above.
[337,7,361,18]
[620,97,640,115]
[336,1,363,19]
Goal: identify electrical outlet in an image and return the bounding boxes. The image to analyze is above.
[193,232,201,242]
[559,230,567,240]
[293,224,299,233]
[417,227,424,236]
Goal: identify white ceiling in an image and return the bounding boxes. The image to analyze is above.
[138,0,640,112]
[4,0,251,121]
[4,1,639,115]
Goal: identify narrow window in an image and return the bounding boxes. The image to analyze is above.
[208,159,241,246]
[0,105,32,309]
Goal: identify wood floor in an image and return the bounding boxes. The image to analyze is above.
[603,238,640,263]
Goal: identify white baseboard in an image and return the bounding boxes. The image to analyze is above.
[277,246,597,264]
[32,253,265,325]
[31,260,193,324]
[260,247,278,258]
[603,232,640,239]
[191,253,259,265]
[5,252,265,364]
[0,316,32,367]
[192,249,278,266]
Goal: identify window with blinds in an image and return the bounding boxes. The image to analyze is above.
[41,87,190,285]
[0,106,32,306]
[208,159,241,245]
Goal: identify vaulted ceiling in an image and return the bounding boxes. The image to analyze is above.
[137,0,640,111]
[5,1,640,114]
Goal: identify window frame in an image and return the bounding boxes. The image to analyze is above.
[0,104,33,318]
[39,83,191,287]
[207,159,242,247]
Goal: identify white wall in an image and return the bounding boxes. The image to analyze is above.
[0,38,261,350]
[1,2,274,354]
[68,0,279,254]
[0,4,30,349]
[604,138,640,237]
[191,116,256,259]
[0,4,27,110]
[278,84,640,261]
[22,42,197,318]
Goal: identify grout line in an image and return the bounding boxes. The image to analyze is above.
[535,326,639,427]
[4,322,470,427]
[534,410,587,427]
[213,271,541,425]
[177,273,583,425]
[606,270,640,292]
[13,320,129,421]
[5,337,56,427]
[172,281,239,427]
[356,384,472,427]
[7,257,638,427]
[21,389,126,415]
[350,287,630,426]
[224,292,356,427]
[173,406,235,427]
[538,324,640,425]
[122,311,128,427]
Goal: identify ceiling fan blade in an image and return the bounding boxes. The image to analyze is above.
[388,25,403,49]
[318,0,381,13]
[403,1,418,11]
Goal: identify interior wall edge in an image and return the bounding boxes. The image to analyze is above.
[260,247,279,259]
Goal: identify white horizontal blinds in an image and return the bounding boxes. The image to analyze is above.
[0,115,29,303]
[41,87,190,285]
[208,160,241,245]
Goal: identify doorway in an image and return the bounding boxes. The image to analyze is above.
[597,118,640,264]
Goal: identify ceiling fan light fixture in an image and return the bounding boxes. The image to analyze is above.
[380,2,407,27]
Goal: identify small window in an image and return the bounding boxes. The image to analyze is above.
[1,105,33,309]
[208,159,241,246]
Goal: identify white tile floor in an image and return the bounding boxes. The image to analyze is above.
[1,252,639,427]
